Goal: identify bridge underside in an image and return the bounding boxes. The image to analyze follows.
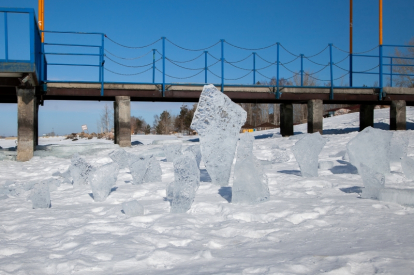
[1,83,414,105]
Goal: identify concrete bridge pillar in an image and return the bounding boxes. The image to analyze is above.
[390,100,406,130]
[280,103,293,137]
[307,99,323,134]
[114,96,131,147]
[16,88,37,161]
[359,104,375,131]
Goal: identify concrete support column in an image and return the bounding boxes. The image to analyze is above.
[16,88,36,161]
[114,96,131,147]
[307,99,323,134]
[280,103,293,137]
[390,100,406,130]
[359,104,375,131]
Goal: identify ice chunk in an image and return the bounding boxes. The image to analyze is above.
[271,149,290,163]
[319,161,334,170]
[292,132,327,177]
[163,143,182,162]
[166,181,174,202]
[360,163,385,199]
[378,188,414,207]
[190,84,247,186]
[402,156,414,180]
[183,145,202,168]
[170,154,200,213]
[346,127,393,175]
[389,131,409,163]
[69,154,93,187]
[122,200,144,217]
[89,162,119,202]
[29,182,51,209]
[109,149,130,169]
[232,134,270,204]
[143,155,162,183]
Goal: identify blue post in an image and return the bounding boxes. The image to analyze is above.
[253,52,256,85]
[162,37,166,97]
[276,42,280,99]
[221,39,224,92]
[101,33,104,96]
[4,12,8,61]
[379,45,383,100]
[349,53,353,87]
[300,54,304,86]
[152,49,156,83]
[29,11,35,64]
[41,39,45,82]
[329,43,334,100]
[390,57,393,87]
[204,51,208,84]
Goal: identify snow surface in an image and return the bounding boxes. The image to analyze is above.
[1,108,414,274]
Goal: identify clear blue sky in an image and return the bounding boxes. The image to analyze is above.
[0,0,413,136]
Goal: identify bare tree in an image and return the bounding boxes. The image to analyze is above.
[99,104,113,133]
[392,37,414,87]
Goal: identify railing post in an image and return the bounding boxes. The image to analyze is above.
[4,12,8,61]
[329,43,334,100]
[204,51,208,84]
[41,37,45,83]
[152,49,156,83]
[29,10,35,64]
[300,54,304,86]
[349,53,353,87]
[162,37,166,97]
[390,57,393,87]
[101,33,104,96]
[276,42,280,99]
[379,45,383,100]
[221,39,224,92]
[253,52,256,85]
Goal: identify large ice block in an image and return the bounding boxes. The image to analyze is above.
[89,162,119,202]
[143,155,162,183]
[346,127,393,175]
[232,134,270,204]
[402,156,414,180]
[378,188,414,207]
[292,132,327,177]
[109,149,130,169]
[190,84,247,186]
[163,143,182,162]
[389,131,410,163]
[360,163,385,199]
[69,154,93,187]
[128,154,150,185]
[29,182,51,209]
[170,154,200,213]
[184,145,202,168]
[122,200,144,217]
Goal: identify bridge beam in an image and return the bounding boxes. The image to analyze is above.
[390,100,406,130]
[16,87,37,161]
[114,96,131,147]
[280,103,293,137]
[359,104,375,131]
[307,99,323,134]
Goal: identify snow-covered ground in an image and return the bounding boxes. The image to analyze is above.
[1,108,414,274]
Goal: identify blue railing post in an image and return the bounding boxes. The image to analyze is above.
[221,39,224,92]
[4,12,8,61]
[100,33,104,96]
[300,54,304,86]
[29,10,35,64]
[253,52,256,85]
[349,53,353,87]
[276,42,280,99]
[390,57,393,87]
[152,49,156,83]
[329,43,334,100]
[204,51,208,84]
[162,37,166,97]
[41,38,45,82]
[379,45,383,100]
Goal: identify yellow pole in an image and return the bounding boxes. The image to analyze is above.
[350,0,353,54]
[38,0,44,42]
[379,0,382,45]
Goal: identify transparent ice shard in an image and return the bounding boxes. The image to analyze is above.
[346,127,393,175]
[128,154,150,185]
[389,131,409,163]
[122,200,144,217]
[190,84,247,186]
[143,155,162,183]
[166,181,174,202]
[402,156,414,180]
[360,163,385,199]
[109,149,130,169]
[69,154,93,187]
[292,132,327,177]
[89,162,119,202]
[29,182,51,209]
[163,143,182,162]
[183,145,202,168]
[232,134,270,204]
[170,154,200,213]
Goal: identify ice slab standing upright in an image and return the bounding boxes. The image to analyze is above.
[184,144,202,168]
[29,182,51,209]
[190,84,246,186]
[163,143,182,162]
[402,156,414,180]
[109,149,130,169]
[346,127,393,175]
[389,131,409,163]
[143,155,162,183]
[292,132,327,177]
[69,154,93,187]
[360,163,385,199]
[89,162,119,202]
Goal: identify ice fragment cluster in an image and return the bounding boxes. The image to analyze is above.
[232,134,270,204]
[89,162,119,202]
[29,182,51,209]
[190,84,246,186]
[163,143,182,162]
[69,154,93,187]
[292,132,326,177]
[122,200,144,217]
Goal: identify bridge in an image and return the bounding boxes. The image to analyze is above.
[1,8,414,161]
